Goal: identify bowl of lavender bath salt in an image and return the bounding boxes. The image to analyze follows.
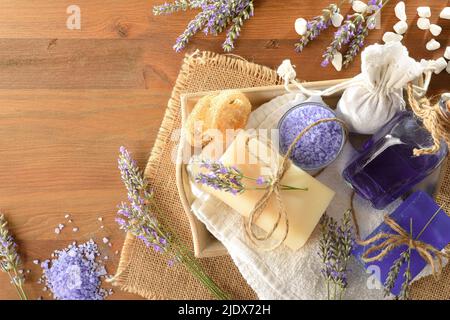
[278,100,345,170]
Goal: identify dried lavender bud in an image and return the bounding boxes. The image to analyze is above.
[384,250,410,297]
[295,3,340,53]
[318,210,354,300]
[154,0,255,52]
[397,250,412,300]
[323,0,384,68]
[116,147,230,300]
[0,214,28,299]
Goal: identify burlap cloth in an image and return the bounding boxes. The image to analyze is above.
[112,51,450,300]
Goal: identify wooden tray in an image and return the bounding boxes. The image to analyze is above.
[176,79,352,258]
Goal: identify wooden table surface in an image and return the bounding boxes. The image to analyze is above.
[0,0,448,300]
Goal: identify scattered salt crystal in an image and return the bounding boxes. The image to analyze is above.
[98,217,103,222]
[54,228,60,235]
[40,240,111,300]
[72,227,79,232]
[294,18,307,36]
[426,39,441,51]
[102,237,109,244]
[64,214,70,219]
[444,47,450,60]
[440,7,450,20]
[331,13,344,27]
[26,270,31,274]
[352,0,367,13]
[331,51,342,71]
[42,287,48,292]
[108,243,112,247]
[395,1,407,21]
[417,17,430,30]
[383,32,403,43]
[100,225,104,229]
[393,20,408,35]
[68,219,73,223]
[433,57,447,74]
[33,259,40,265]
[115,250,119,255]
[103,256,108,260]
[58,224,64,229]
[429,24,442,37]
[417,6,431,18]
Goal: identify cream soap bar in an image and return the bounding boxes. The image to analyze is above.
[199,131,335,251]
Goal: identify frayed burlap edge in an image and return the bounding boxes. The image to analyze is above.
[110,51,280,300]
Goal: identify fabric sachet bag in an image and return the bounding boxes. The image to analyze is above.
[336,42,431,134]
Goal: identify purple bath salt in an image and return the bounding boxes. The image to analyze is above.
[40,239,110,300]
[278,102,344,170]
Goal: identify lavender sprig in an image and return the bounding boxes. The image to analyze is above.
[397,250,412,300]
[195,160,308,194]
[384,250,410,298]
[154,0,255,52]
[223,1,254,52]
[153,0,198,15]
[0,214,28,300]
[323,0,388,68]
[322,12,365,67]
[342,1,383,68]
[116,147,229,299]
[294,3,340,53]
[318,209,354,300]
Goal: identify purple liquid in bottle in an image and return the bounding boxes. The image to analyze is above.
[343,111,448,209]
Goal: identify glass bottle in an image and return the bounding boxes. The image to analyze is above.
[343,111,448,210]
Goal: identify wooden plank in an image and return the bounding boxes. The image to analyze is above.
[0,35,447,91]
[0,0,447,40]
[0,89,163,299]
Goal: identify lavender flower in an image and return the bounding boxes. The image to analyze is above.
[153,0,254,52]
[116,147,229,299]
[322,13,363,67]
[0,214,27,300]
[342,1,383,68]
[318,210,354,300]
[322,0,386,68]
[294,3,340,53]
[195,160,245,194]
[195,160,308,194]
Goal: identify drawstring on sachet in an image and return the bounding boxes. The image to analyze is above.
[276,59,433,99]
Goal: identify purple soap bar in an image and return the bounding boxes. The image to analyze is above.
[278,102,344,170]
[353,191,450,296]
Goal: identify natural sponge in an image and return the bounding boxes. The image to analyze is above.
[185,91,252,146]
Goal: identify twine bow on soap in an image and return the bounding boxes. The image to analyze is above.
[359,208,450,279]
[407,83,450,156]
[244,118,347,251]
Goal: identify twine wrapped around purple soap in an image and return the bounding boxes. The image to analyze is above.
[358,212,450,278]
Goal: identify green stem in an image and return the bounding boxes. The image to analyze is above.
[151,202,230,300]
[327,280,330,300]
[6,271,25,300]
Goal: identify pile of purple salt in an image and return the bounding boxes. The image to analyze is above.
[40,240,110,300]
[278,103,344,170]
